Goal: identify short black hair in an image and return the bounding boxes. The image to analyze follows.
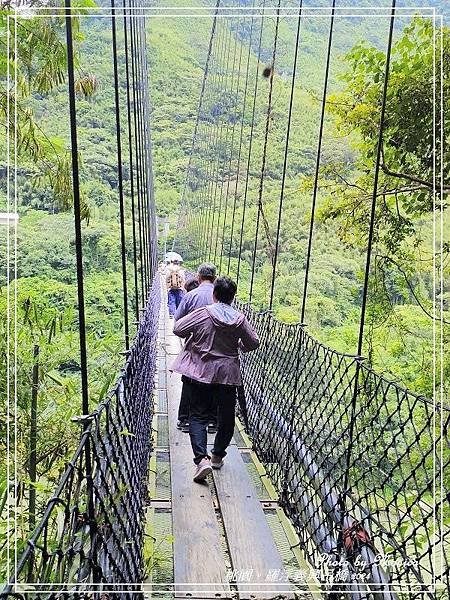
[185,279,199,292]
[213,276,237,304]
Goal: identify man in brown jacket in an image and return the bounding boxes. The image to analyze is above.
[172,276,259,482]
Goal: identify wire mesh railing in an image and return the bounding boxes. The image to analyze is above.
[1,277,161,599]
[238,301,449,600]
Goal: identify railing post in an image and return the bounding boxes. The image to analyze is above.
[64,0,98,581]
[28,344,39,535]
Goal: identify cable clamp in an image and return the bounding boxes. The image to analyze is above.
[71,414,95,423]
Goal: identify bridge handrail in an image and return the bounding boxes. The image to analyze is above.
[1,276,161,599]
[236,297,445,409]
[236,299,448,598]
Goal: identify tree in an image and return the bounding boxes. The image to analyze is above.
[314,18,449,395]
[323,18,448,245]
[0,1,97,217]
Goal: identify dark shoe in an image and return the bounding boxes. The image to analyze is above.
[207,422,217,434]
[211,453,224,470]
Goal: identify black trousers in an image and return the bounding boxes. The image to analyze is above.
[186,379,236,464]
[177,377,191,422]
[178,376,218,424]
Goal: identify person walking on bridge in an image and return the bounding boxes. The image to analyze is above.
[174,263,217,433]
[172,276,259,483]
[174,263,216,321]
[164,253,186,317]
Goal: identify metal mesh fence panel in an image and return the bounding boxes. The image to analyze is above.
[2,277,161,599]
[238,301,449,600]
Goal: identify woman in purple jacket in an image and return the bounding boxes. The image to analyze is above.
[172,276,259,482]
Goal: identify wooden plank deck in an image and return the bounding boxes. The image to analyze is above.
[213,444,293,599]
[165,316,231,599]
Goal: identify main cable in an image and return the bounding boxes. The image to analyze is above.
[268,0,304,311]
[300,0,336,323]
[111,0,130,349]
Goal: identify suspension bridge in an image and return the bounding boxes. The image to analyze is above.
[2,1,449,599]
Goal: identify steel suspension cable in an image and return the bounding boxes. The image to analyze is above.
[135,2,149,294]
[143,14,158,277]
[341,0,396,555]
[204,21,234,263]
[209,23,237,263]
[129,1,145,303]
[191,44,215,260]
[212,29,239,264]
[236,0,266,288]
[300,0,336,323]
[249,0,281,304]
[137,6,152,290]
[134,6,150,294]
[226,6,255,276]
[218,33,245,273]
[205,20,233,262]
[111,0,130,349]
[64,0,89,417]
[193,122,211,260]
[194,108,215,260]
[172,0,220,255]
[213,32,241,266]
[123,0,140,320]
[279,1,311,519]
[139,15,155,278]
[195,22,223,261]
[194,16,223,261]
[193,22,222,261]
[268,0,304,311]
[192,87,212,259]
[64,0,97,578]
[199,19,229,261]
[195,111,217,260]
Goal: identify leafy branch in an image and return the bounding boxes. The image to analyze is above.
[375,254,450,325]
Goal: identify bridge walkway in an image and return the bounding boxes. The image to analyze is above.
[144,294,318,600]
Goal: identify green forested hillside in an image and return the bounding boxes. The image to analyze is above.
[153,2,448,397]
[0,0,448,566]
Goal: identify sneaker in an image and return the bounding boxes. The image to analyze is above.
[177,420,189,432]
[207,422,218,434]
[193,458,212,483]
[211,454,224,470]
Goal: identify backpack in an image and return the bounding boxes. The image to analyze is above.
[166,267,184,290]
